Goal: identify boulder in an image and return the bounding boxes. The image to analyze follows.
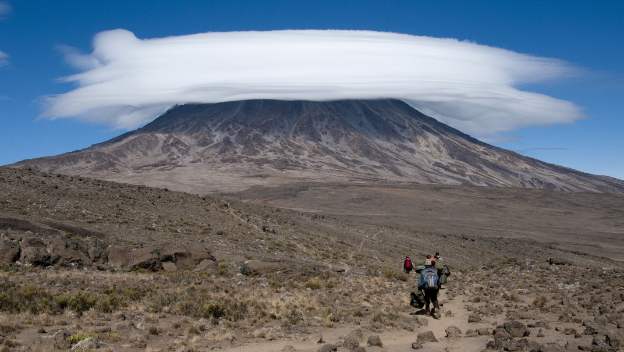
[477,327,491,335]
[416,331,438,344]
[487,327,512,350]
[107,245,131,269]
[464,329,478,337]
[343,329,363,350]
[605,329,623,349]
[563,327,577,336]
[445,326,462,338]
[128,247,162,271]
[52,330,71,350]
[468,313,482,323]
[194,259,217,272]
[0,237,19,264]
[46,236,90,266]
[159,247,193,269]
[504,320,530,338]
[108,244,215,271]
[162,262,177,272]
[367,335,383,347]
[86,238,107,263]
[591,329,624,351]
[505,338,530,352]
[169,245,216,270]
[318,344,337,352]
[342,334,360,350]
[20,237,53,266]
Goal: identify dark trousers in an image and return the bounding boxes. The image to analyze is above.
[423,287,439,313]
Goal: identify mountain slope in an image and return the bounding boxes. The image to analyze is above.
[13,99,624,193]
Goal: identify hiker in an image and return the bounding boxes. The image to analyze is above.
[418,258,440,317]
[438,263,451,289]
[403,255,413,273]
[432,252,450,289]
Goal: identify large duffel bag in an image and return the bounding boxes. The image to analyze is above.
[410,291,425,309]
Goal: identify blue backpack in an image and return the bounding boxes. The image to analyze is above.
[419,267,439,289]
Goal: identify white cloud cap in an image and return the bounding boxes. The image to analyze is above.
[46,29,583,136]
[0,1,11,18]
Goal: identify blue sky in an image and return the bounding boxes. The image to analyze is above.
[0,0,623,179]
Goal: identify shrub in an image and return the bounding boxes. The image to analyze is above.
[283,308,304,326]
[532,295,548,308]
[174,292,249,322]
[0,282,147,315]
[68,332,94,345]
[304,277,322,290]
[199,303,226,319]
[55,292,97,314]
[148,326,159,335]
[217,263,230,276]
[382,268,408,281]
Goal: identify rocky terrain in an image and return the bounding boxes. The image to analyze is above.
[231,182,624,261]
[13,99,624,194]
[0,167,623,351]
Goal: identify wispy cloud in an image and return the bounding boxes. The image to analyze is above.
[45,29,583,135]
[0,1,11,19]
[516,147,569,153]
[0,51,8,67]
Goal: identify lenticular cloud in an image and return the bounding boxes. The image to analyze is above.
[45,29,582,136]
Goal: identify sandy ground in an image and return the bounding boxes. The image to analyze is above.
[219,286,491,352]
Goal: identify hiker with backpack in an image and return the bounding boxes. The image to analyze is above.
[418,258,440,317]
[403,255,413,273]
[432,252,450,288]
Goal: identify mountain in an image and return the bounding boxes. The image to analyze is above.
[13,99,624,193]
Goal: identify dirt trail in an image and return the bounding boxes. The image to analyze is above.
[221,287,492,352]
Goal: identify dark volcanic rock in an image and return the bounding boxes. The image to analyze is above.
[487,327,513,350]
[15,99,624,194]
[128,247,162,271]
[464,329,478,337]
[107,244,215,271]
[107,245,131,269]
[367,335,383,347]
[46,236,90,266]
[0,237,20,264]
[468,313,482,323]
[318,344,337,352]
[504,321,530,338]
[19,237,53,266]
[445,326,462,338]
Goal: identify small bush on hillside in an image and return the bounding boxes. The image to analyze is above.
[68,332,94,345]
[0,282,147,315]
[54,292,97,314]
[382,267,408,281]
[304,277,322,290]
